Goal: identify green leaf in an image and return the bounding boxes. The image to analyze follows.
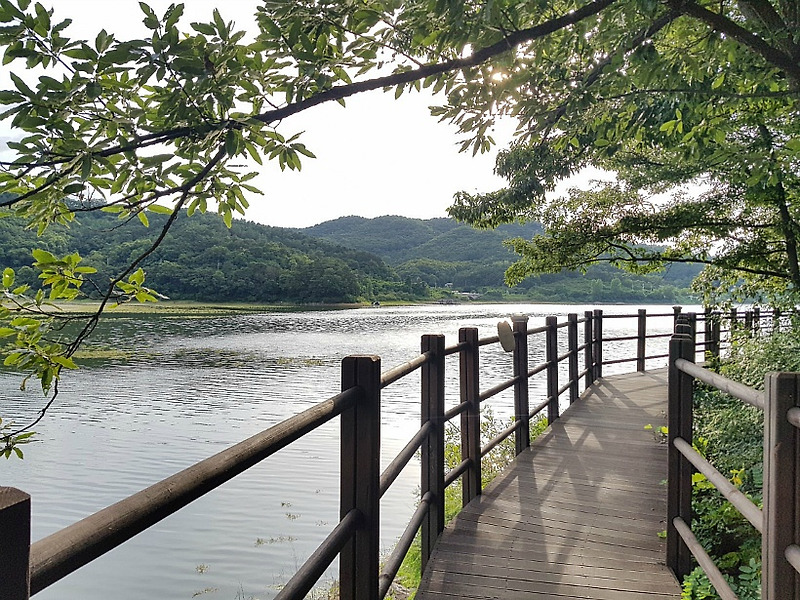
[147,204,173,215]
[2,267,13,288]
[225,129,239,157]
[52,356,78,369]
[80,155,92,180]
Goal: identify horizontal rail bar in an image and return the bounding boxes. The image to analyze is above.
[479,376,519,403]
[526,325,547,336]
[378,492,433,600]
[478,334,500,347]
[444,458,471,489]
[275,508,361,600]
[601,313,641,319]
[557,350,571,362]
[603,356,638,366]
[576,342,587,352]
[787,407,800,429]
[785,544,800,576]
[443,401,469,422]
[555,321,570,330]
[481,420,522,457]
[444,341,467,356]
[674,437,762,532]
[529,398,550,419]
[675,358,765,410]
[381,351,433,388]
[645,353,669,360]
[557,381,572,397]
[29,386,361,594]
[673,517,738,600]
[604,334,640,343]
[646,332,673,340]
[380,421,434,497]
[527,362,548,378]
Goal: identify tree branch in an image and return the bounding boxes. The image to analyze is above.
[674,0,800,82]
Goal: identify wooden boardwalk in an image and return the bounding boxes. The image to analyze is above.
[416,370,682,599]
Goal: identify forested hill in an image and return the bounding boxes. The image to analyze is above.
[1,210,700,304]
[0,211,420,303]
[304,215,701,303]
[303,215,542,264]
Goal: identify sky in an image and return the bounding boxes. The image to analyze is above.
[7,1,604,228]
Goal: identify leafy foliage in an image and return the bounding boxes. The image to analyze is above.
[443,0,800,308]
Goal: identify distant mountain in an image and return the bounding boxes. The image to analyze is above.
[303,215,700,303]
[303,215,542,264]
[0,211,422,303]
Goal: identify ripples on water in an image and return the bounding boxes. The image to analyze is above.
[1,303,690,599]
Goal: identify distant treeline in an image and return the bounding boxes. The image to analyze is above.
[303,216,700,303]
[0,211,699,304]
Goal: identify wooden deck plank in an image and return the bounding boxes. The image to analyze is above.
[415,370,682,599]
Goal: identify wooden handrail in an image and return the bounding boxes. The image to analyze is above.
[667,314,800,600]
[29,386,361,595]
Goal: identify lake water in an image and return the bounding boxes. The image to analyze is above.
[2,303,692,599]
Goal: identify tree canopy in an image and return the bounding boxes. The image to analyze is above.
[445,0,800,308]
[0,0,798,453]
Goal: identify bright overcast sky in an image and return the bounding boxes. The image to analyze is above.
[11,2,603,228]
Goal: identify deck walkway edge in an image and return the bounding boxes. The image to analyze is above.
[415,369,682,599]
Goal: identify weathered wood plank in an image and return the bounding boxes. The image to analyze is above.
[416,370,681,600]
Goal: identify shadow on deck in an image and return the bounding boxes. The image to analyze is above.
[416,369,683,599]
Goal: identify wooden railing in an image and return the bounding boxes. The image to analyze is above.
[0,306,712,600]
[667,311,800,600]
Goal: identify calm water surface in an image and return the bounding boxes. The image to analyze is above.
[2,303,692,599]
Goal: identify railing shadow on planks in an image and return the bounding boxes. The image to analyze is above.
[667,309,800,600]
[0,305,771,600]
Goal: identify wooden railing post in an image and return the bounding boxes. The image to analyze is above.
[512,315,530,454]
[730,307,738,333]
[745,310,754,332]
[762,372,800,600]
[1,487,31,600]
[637,308,647,372]
[546,316,560,423]
[568,313,579,404]
[592,309,603,380]
[687,312,698,360]
[421,334,446,572]
[458,328,481,510]
[705,309,721,361]
[673,305,682,329]
[753,307,761,333]
[584,310,594,389]
[774,308,782,333]
[340,355,381,600]
[667,327,695,581]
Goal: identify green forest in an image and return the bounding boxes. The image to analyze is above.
[303,215,700,303]
[0,211,698,305]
